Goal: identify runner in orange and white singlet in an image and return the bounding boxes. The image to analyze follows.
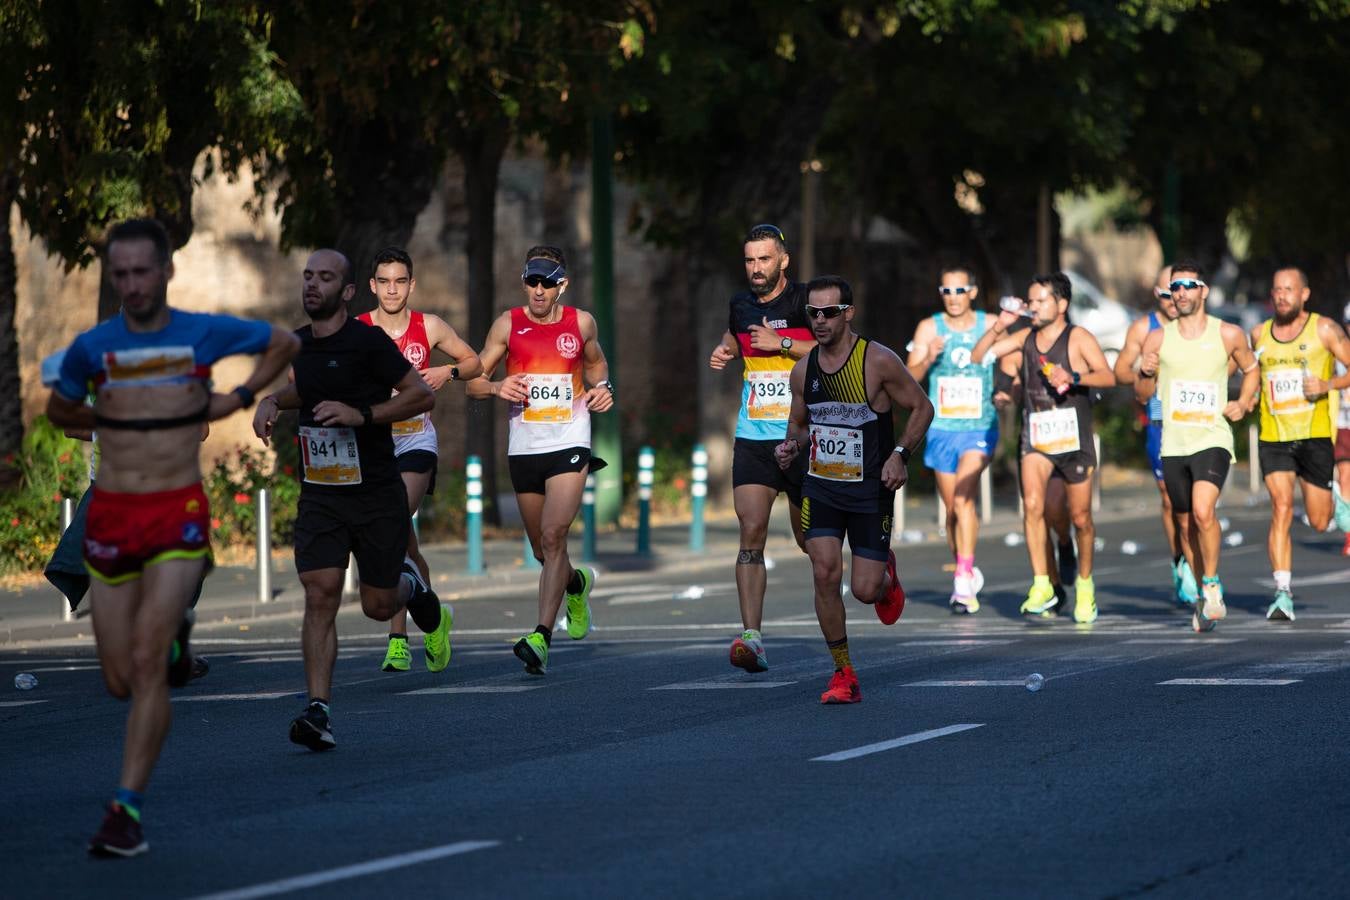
[467,246,614,676]
[357,247,481,673]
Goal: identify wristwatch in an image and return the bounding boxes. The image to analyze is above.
[892,445,912,465]
[596,379,615,395]
[780,336,793,353]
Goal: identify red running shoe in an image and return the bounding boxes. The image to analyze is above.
[1342,533,1350,557]
[874,550,906,625]
[820,666,861,704]
[88,803,148,858]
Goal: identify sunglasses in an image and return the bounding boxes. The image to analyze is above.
[523,275,561,289]
[939,286,973,296]
[748,223,786,243]
[805,304,850,320]
[1169,279,1205,292]
[1153,287,1172,300]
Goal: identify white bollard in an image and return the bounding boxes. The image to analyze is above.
[256,488,272,604]
[1092,434,1102,513]
[342,554,358,597]
[980,466,993,525]
[1248,424,1259,495]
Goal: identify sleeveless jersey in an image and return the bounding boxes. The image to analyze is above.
[506,305,590,455]
[729,283,814,440]
[356,309,438,455]
[928,310,995,432]
[1254,313,1334,442]
[1157,317,1234,459]
[1018,326,1094,458]
[1145,312,1164,422]
[802,337,893,512]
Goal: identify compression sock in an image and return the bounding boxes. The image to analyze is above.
[827,637,851,671]
[955,554,974,578]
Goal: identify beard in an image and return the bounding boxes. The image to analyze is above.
[305,291,345,322]
[1273,305,1301,326]
[749,262,784,296]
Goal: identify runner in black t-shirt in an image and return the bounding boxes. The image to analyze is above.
[253,249,449,751]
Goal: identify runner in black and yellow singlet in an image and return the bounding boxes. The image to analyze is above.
[775,276,933,705]
[1248,267,1350,621]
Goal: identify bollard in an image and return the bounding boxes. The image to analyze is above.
[689,444,707,551]
[60,497,75,622]
[1248,424,1259,495]
[466,455,485,575]
[980,466,993,525]
[892,486,905,536]
[342,554,358,597]
[256,488,272,603]
[581,472,597,562]
[936,488,946,533]
[1092,434,1102,513]
[411,506,420,540]
[636,445,654,556]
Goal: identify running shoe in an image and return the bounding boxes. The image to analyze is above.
[1073,576,1098,624]
[820,666,861,704]
[1020,581,1058,616]
[1175,557,1199,606]
[970,566,985,595]
[167,609,195,688]
[949,573,979,614]
[381,636,411,672]
[729,630,769,672]
[513,632,549,675]
[1343,533,1350,558]
[1050,582,1068,616]
[289,701,336,752]
[875,550,906,625]
[1201,577,1226,622]
[1057,540,1077,588]
[87,803,147,858]
[1191,606,1217,633]
[565,567,595,640]
[423,605,453,673]
[1333,483,1350,532]
[190,655,210,681]
[1266,589,1296,622]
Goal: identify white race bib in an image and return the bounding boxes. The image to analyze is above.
[1265,367,1311,416]
[522,374,574,424]
[1169,379,1220,426]
[300,425,362,485]
[746,370,792,421]
[807,424,863,482]
[391,414,427,437]
[1028,407,1080,455]
[935,375,983,420]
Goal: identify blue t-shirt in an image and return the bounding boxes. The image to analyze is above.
[56,309,272,401]
[928,310,996,432]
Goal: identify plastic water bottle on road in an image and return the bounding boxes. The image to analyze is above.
[14,673,38,690]
[1025,673,1044,692]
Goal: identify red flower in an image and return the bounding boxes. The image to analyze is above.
[10,517,19,527]
[58,452,71,463]
[282,465,294,477]
[673,477,687,490]
[211,518,222,529]
[52,493,61,502]
[234,492,251,505]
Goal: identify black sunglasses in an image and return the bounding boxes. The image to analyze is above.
[523,275,561,289]
[805,304,850,320]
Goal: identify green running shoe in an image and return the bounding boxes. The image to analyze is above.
[1073,576,1098,624]
[423,605,453,673]
[1020,581,1058,615]
[514,631,549,675]
[565,567,595,640]
[1266,589,1295,622]
[381,636,411,672]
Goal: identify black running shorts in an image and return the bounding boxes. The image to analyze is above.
[1162,448,1232,513]
[798,490,895,562]
[294,482,409,588]
[1258,438,1334,487]
[732,437,804,505]
[508,447,607,496]
[396,448,438,495]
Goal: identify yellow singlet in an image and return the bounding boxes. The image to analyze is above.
[1255,313,1333,442]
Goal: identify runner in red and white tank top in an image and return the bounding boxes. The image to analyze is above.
[359,248,482,673]
[468,247,615,677]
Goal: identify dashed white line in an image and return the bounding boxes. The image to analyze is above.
[650,681,797,690]
[812,724,985,762]
[173,691,296,702]
[1159,678,1301,686]
[401,685,543,694]
[0,700,46,708]
[904,680,1025,687]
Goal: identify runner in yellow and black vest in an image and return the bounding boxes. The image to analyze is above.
[1136,260,1260,633]
[1250,267,1350,621]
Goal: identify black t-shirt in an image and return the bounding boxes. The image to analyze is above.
[293,316,412,494]
[727,281,813,350]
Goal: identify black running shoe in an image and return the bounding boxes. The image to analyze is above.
[289,702,336,752]
[88,803,148,858]
[167,610,195,688]
[1051,583,1069,616]
[189,655,210,681]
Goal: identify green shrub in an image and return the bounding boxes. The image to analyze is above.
[202,446,300,548]
[0,417,88,574]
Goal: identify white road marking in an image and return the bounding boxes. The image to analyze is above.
[187,840,501,900]
[0,700,47,708]
[401,685,543,695]
[812,724,985,762]
[1123,638,1244,645]
[650,681,796,690]
[173,691,296,702]
[900,640,1016,647]
[905,680,1025,687]
[28,664,103,672]
[1159,678,1301,686]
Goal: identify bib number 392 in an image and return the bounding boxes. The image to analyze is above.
[300,426,362,485]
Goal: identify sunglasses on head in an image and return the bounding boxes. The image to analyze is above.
[1169,279,1205,292]
[748,223,786,243]
[523,275,561,289]
[939,286,973,296]
[805,304,850,320]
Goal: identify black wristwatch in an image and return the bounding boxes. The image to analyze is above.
[780,337,793,353]
[450,366,459,381]
[892,445,911,465]
[361,406,374,426]
[232,385,256,408]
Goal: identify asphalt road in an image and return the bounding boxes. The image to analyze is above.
[3,501,1349,899]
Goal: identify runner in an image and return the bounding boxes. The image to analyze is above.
[1114,266,1198,607]
[972,272,1116,624]
[1249,268,1350,620]
[1135,260,1259,632]
[356,247,482,672]
[253,249,449,751]
[906,265,997,613]
[708,223,814,670]
[466,246,614,675]
[45,218,298,856]
[774,275,933,704]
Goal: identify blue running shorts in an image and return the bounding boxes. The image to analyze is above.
[922,426,999,475]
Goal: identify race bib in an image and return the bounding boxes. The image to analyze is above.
[522,374,574,424]
[807,424,863,482]
[392,414,426,437]
[1169,379,1220,426]
[935,375,983,420]
[1028,407,1080,455]
[746,370,792,421]
[299,426,362,485]
[1266,367,1311,416]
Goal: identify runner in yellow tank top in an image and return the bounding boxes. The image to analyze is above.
[1136,260,1259,633]
[1249,268,1350,621]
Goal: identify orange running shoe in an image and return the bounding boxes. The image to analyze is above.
[820,666,861,704]
[875,550,906,625]
[1342,533,1350,557]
